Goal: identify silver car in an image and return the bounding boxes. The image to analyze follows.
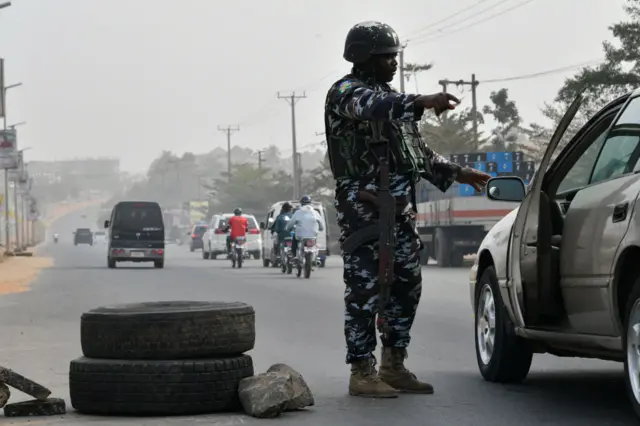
[469,88,640,418]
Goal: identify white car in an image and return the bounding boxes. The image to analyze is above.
[260,200,331,268]
[93,231,107,244]
[202,213,262,260]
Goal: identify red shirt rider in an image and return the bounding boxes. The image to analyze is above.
[228,215,248,240]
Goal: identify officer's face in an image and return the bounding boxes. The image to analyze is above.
[373,53,398,83]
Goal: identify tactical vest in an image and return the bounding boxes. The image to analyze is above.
[325,116,431,182]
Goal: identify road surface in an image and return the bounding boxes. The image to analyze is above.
[0,208,636,425]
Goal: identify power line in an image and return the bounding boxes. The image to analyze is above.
[411,0,537,45]
[277,91,306,199]
[483,59,603,83]
[217,125,240,181]
[406,0,511,41]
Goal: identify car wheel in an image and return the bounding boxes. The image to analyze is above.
[623,277,640,419]
[203,251,210,260]
[154,260,164,269]
[69,355,253,415]
[475,265,533,383]
[319,258,326,268]
[107,258,116,269]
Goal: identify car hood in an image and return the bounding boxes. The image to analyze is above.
[477,206,519,280]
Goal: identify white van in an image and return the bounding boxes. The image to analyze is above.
[202,213,262,260]
[260,200,331,268]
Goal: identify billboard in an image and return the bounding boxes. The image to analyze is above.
[0,128,17,169]
[188,201,208,224]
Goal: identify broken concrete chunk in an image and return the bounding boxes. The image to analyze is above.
[0,383,10,408]
[238,372,294,418]
[4,397,66,417]
[266,363,314,410]
[0,366,51,400]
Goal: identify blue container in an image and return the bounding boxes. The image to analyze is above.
[497,161,513,173]
[458,184,475,196]
[474,162,487,172]
[486,152,500,162]
[489,172,497,178]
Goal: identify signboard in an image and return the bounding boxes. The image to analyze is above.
[8,150,23,182]
[0,129,17,169]
[0,58,4,118]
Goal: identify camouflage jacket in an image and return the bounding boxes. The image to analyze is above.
[324,70,461,197]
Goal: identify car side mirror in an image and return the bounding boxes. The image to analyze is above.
[486,177,525,202]
[259,221,265,230]
[104,220,110,228]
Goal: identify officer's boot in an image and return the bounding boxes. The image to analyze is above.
[379,347,434,394]
[349,356,398,398]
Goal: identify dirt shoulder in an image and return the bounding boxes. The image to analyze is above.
[0,252,53,295]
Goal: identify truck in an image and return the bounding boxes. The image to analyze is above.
[416,150,536,267]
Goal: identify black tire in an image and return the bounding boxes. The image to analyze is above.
[287,262,293,274]
[190,247,195,252]
[475,266,533,383]
[304,253,312,278]
[154,260,164,269]
[238,255,243,269]
[435,228,451,268]
[203,251,210,260]
[69,355,253,416]
[319,258,326,268]
[80,301,255,360]
[623,277,640,419]
[263,257,270,267]
[107,257,116,269]
[211,254,217,260]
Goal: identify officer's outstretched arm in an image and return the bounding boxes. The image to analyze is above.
[421,144,462,193]
[328,79,423,122]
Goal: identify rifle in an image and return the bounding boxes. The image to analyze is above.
[341,122,397,340]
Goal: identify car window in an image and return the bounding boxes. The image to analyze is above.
[193,225,208,234]
[589,96,640,185]
[556,115,615,194]
[113,203,163,231]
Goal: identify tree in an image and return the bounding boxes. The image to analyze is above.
[556,0,640,112]
[482,88,522,151]
[420,108,488,155]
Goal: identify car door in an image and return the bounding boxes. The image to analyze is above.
[508,92,586,328]
[245,216,261,247]
[559,94,640,335]
[262,209,275,259]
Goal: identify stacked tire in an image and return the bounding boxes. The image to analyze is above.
[69,301,256,416]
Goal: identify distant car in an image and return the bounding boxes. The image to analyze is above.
[189,224,209,252]
[93,231,107,244]
[202,213,261,260]
[74,228,93,246]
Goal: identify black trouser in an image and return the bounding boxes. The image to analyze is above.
[291,236,298,257]
[226,235,231,253]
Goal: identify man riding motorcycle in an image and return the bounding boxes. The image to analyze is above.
[226,208,248,256]
[53,233,59,243]
[285,196,324,260]
[272,202,293,258]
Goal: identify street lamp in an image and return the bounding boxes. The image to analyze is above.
[0,2,11,10]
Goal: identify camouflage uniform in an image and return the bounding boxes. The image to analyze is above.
[325,68,461,396]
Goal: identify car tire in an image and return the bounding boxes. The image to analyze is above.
[319,258,326,268]
[107,258,116,269]
[211,254,217,260]
[80,301,255,360]
[154,260,164,269]
[203,251,210,260]
[475,265,533,383]
[69,355,253,416]
[623,277,640,419]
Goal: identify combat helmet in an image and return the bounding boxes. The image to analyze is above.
[343,21,403,64]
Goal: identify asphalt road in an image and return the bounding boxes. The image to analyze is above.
[0,208,637,425]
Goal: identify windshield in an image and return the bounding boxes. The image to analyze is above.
[77,229,91,234]
[113,203,164,231]
[193,225,208,234]
[221,215,258,229]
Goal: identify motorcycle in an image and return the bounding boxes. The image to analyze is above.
[53,234,59,244]
[230,236,249,268]
[294,236,319,279]
[280,236,294,275]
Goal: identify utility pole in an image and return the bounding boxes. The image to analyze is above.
[296,152,303,195]
[437,74,480,148]
[217,125,239,181]
[277,91,306,199]
[257,150,265,170]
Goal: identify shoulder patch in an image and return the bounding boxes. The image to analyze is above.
[338,80,354,94]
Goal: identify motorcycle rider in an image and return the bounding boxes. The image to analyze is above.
[273,202,293,258]
[226,208,248,256]
[285,196,324,260]
[53,233,59,243]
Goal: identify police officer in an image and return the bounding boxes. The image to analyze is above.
[325,21,491,398]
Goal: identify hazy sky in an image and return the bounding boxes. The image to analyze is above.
[0,0,624,172]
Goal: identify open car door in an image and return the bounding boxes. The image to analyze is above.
[507,91,585,328]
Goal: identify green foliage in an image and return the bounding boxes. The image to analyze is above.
[557,0,640,111]
[482,88,522,151]
[420,108,487,155]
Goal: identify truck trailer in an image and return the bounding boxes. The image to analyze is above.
[416,150,536,267]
